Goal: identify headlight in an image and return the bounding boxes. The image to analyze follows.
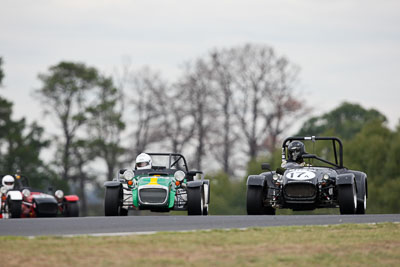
[55,190,64,199]
[323,174,329,180]
[22,189,31,197]
[1,187,7,194]
[273,174,279,181]
[123,170,135,180]
[174,170,185,182]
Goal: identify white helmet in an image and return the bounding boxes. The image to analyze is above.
[2,175,15,191]
[136,153,152,170]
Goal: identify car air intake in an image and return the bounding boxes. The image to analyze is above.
[284,183,316,198]
[37,203,58,216]
[139,188,168,204]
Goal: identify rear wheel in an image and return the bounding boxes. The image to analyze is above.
[338,183,357,214]
[64,202,79,217]
[8,198,22,219]
[187,187,203,216]
[105,187,121,216]
[247,186,275,215]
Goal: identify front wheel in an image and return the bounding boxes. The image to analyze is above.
[356,179,367,214]
[8,199,22,218]
[187,187,203,216]
[104,187,122,216]
[338,183,357,214]
[247,186,275,215]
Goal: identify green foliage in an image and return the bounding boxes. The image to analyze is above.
[297,102,386,140]
[208,171,246,215]
[344,120,400,213]
[0,96,65,192]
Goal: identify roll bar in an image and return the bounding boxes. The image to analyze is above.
[282,136,344,168]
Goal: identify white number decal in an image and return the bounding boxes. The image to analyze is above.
[286,170,316,180]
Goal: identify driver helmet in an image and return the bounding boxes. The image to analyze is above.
[135,153,152,170]
[2,175,15,191]
[288,141,306,163]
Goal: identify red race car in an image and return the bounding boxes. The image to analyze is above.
[1,174,79,218]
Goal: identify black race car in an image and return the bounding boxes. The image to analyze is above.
[246,136,367,215]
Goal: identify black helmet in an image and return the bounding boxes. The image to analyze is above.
[288,141,306,163]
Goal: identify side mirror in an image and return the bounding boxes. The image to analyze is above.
[261,163,271,170]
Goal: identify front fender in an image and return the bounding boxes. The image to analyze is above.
[64,195,79,202]
[336,173,355,185]
[187,180,203,188]
[246,175,266,187]
[7,190,23,201]
[349,170,368,198]
[104,181,122,188]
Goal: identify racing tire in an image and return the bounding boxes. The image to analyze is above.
[105,187,121,216]
[187,187,203,216]
[64,202,80,217]
[8,199,22,219]
[356,182,367,214]
[338,183,357,214]
[247,186,275,215]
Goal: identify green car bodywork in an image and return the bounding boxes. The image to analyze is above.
[130,175,185,209]
[104,153,210,216]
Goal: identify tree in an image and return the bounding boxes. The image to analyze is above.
[125,67,166,157]
[35,62,104,214]
[85,76,125,181]
[208,50,238,174]
[0,97,60,190]
[35,62,101,182]
[230,44,305,159]
[0,57,4,86]
[345,120,398,213]
[177,60,216,170]
[297,102,386,140]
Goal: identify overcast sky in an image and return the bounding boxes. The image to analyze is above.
[1,0,400,130]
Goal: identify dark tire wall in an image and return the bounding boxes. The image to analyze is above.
[187,186,203,216]
[338,183,357,214]
[8,198,22,218]
[104,187,121,216]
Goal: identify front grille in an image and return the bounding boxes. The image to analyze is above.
[139,188,168,204]
[37,203,58,216]
[284,183,316,198]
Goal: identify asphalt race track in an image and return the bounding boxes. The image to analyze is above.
[1,214,399,237]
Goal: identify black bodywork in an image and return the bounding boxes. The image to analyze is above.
[246,136,368,214]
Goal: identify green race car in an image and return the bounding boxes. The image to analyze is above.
[104,153,210,216]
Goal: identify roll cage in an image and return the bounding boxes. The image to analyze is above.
[146,153,189,172]
[282,136,344,168]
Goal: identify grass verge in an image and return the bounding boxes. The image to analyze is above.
[1,223,399,266]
